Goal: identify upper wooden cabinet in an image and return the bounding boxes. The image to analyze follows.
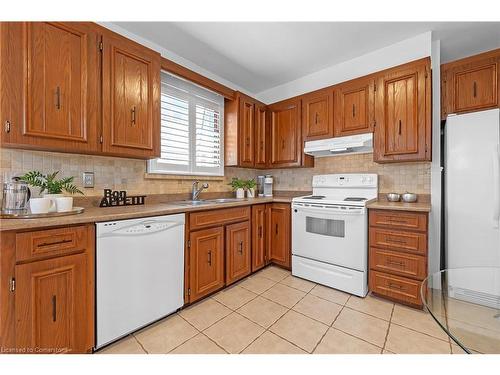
[101,30,161,159]
[1,22,100,153]
[225,92,267,168]
[441,49,500,119]
[335,76,375,137]
[268,98,313,168]
[373,58,431,163]
[0,22,161,159]
[254,104,268,167]
[302,89,334,141]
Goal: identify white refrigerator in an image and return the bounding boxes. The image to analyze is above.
[445,108,500,269]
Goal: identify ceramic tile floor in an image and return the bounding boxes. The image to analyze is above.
[98,265,459,355]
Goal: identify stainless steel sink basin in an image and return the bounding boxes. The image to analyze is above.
[206,198,243,203]
[167,200,212,206]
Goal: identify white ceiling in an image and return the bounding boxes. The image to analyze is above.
[114,22,500,94]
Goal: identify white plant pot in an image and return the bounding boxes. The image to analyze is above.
[246,188,255,198]
[43,193,64,213]
[235,188,245,199]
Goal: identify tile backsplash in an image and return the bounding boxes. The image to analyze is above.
[0,148,430,196]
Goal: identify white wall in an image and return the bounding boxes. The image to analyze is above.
[429,39,442,274]
[98,22,255,98]
[256,32,432,104]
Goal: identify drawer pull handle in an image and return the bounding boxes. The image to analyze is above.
[387,218,408,223]
[131,106,136,125]
[386,237,406,244]
[258,225,263,239]
[473,81,477,98]
[238,240,243,254]
[52,295,57,322]
[387,260,404,267]
[207,250,212,266]
[388,283,403,290]
[55,86,61,110]
[38,238,72,248]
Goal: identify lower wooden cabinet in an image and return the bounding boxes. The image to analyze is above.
[251,204,268,272]
[368,209,428,308]
[0,224,94,354]
[188,227,225,302]
[225,221,251,285]
[15,253,88,353]
[267,203,291,269]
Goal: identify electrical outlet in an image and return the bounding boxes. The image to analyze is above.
[82,172,94,188]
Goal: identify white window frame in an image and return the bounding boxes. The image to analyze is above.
[148,72,224,177]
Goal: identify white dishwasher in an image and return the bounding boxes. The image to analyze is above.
[95,213,185,349]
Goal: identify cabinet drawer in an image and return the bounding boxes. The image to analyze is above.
[369,270,423,307]
[189,206,251,231]
[16,226,88,262]
[369,247,426,280]
[369,210,427,232]
[369,227,427,255]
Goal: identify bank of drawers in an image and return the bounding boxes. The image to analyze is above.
[368,209,428,308]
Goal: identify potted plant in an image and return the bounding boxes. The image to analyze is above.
[228,177,246,199]
[245,179,257,198]
[20,171,83,212]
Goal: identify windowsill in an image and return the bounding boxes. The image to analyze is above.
[144,173,225,181]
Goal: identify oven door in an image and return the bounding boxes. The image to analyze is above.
[292,203,367,271]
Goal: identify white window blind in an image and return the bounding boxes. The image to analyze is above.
[148,72,224,176]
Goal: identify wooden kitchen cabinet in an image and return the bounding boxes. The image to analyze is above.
[335,76,375,137]
[267,203,291,269]
[188,227,225,303]
[225,92,267,168]
[251,204,268,271]
[15,253,89,353]
[302,88,334,141]
[268,98,313,168]
[101,29,161,159]
[225,221,251,285]
[368,209,428,308]
[373,58,431,162]
[0,22,100,153]
[254,104,268,167]
[0,224,94,353]
[441,48,500,119]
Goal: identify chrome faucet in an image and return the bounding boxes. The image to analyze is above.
[192,181,209,201]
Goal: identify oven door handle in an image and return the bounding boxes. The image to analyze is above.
[293,205,365,215]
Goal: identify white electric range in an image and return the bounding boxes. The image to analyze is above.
[291,173,378,297]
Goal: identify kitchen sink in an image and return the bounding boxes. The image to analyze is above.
[206,198,243,203]
[166,198,244,206]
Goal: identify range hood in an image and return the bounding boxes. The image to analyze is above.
[304,133,373,157]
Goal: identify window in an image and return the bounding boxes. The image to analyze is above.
[148,72,224,176]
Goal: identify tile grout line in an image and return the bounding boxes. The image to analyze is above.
[381,303,395,353]
[131,334,149,354]
[175,313,230,354]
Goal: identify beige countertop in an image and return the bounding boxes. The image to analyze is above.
[367,195,431,212]
[0,193,301,232]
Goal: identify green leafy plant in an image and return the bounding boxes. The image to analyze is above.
[20,171,83,195]
[244,179,257,190]
[228,177,246,191]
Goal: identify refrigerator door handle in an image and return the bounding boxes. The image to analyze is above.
[493,143,500,228]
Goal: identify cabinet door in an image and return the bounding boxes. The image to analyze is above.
[302,89,334,141]
[15,253,89,353]
[239,98,255,167]
[269,99,302,167]
[374,59,431,162]
[226,221,251,285]
[453,63,498,113]
[1,22,100,153]
[254,104,268,167]
[335,77,374,136]
[102,30,160,159]
[252,204,267,271]
[267,203,291,269]
[189,227,225,303]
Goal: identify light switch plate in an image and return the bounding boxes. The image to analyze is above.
[82,172,94,188]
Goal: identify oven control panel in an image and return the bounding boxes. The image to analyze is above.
[312,174,377,188]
